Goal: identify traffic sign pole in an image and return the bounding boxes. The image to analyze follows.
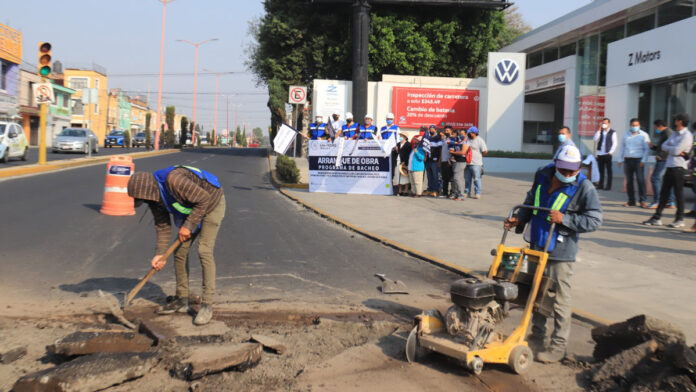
[38,78,47,165]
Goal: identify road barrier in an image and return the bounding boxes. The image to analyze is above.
[100,156,135,216]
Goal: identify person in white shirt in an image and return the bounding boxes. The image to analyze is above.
[644,113,694,228]
[618,118,651,207]
[593,118,617,190]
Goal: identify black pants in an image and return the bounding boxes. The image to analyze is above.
[623,158,646,204]
[597,154,613,190]
[441,162,453,196]
[652,167,686,221]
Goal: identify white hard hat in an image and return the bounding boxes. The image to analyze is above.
[345,112,353,119]
[364,113,373,119]
[332,110,340,116]
[386,112,394,119]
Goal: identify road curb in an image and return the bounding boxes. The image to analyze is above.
[0,149,180,179]
[269,159,610,328]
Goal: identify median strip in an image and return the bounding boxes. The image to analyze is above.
[0,149,179,179]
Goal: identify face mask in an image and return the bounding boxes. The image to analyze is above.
[655,129,662,134]
[631,126,640,133]
[316,119,322,123]
[601,123,608,129]
[333,115,339,121]
[386,119,393,125]
[555,169,576,184]
[558,134,567,143]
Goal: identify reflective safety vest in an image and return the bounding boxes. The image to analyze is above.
[380,124,399,141]
[691,140,696,176]
[309,123,327,140]
[530,164,587,252]
[358,125,377,140]
[153,165,221,230]
[342,123,359,138]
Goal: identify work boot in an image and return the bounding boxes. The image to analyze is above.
[536,347,566,363]
[527,334,546,353]
[194,303,213,325]
[157,296,189,315]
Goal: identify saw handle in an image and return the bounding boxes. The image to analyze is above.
[125,239,181,306]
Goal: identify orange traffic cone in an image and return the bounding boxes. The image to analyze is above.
[100,156,136,216]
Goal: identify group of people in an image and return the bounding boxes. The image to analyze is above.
[592,115,696,231]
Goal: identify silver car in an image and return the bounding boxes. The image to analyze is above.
[52,128,99,154]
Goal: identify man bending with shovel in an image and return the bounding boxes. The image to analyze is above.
[127,165,226,325]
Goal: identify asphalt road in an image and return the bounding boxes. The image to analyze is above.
[0,148,457,308]
[0,146,158,167]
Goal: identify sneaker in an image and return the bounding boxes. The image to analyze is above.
[646,202,658,209]
[536,348,566,363]
[666,202,676,209]
[623,202,636,207]
[683,225,696,233]
[156,297,189,315]
[667,220,686,228]
[473,194,481,199]
[193,303,213,325]
[685,210,696,218]
[642,218,663,226]
[639,202,648,208]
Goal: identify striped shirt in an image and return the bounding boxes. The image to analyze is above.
[143,168,223,253]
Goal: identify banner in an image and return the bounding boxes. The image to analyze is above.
[391,87,479,129]
[273,124,298,155]
[578,95,605,137]
[309,140,392,195]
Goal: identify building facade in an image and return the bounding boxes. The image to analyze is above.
[502,0,696,157]
[18,69,40,145]
[129,97,148,135]
[0,22,21,122]
[63,68,108,142]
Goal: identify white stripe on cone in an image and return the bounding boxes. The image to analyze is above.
[104,186,128,194]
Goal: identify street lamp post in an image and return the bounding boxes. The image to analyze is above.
[203,69,228,146]
[154,0,175,151]
[177,38,218,145]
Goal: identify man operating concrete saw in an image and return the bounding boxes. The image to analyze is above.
[504,145,602,363]
[127,165,226,325]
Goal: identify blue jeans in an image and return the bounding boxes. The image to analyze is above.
[464,164,482,195]
[651,161,674,204]
[425,161,440,192]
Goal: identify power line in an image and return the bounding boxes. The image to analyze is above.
[108,71,250,77]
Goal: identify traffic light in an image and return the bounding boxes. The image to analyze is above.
[38,42,52,76]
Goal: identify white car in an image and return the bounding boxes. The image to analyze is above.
[0,121,28,163]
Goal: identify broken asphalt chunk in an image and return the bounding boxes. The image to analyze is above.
[173,342,262,380]
[0,346,27,364]
[13,351,157,392]
[47,331,153,356]
[251,334,287,355]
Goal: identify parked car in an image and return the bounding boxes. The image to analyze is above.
[0,121,29,163]
[105,130,126,148]
[52,128,99,154]
[133,132,146,147]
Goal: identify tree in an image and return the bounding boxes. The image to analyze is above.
[165,106,176,146]
[145,113,152,149]
[248,0,510,133]
[206,131,211,145]
[180,116,189,146]
[497,6,532,49]
[252,127,267,146]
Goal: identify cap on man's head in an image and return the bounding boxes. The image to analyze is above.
[386,112,395,119]
[429,124,437,129]
[468,126,479,135]
[345,112,353,119]
[555,145,582,171]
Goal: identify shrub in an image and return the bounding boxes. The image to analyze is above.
[124,130,131,148]
[486,150,554,159]
[276,154,300,183]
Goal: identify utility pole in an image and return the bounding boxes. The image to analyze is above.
[154,0,175,151]
[177,38,218,145]
[38,81,47,164]
[226,95,230,146]
[203,70,228,146]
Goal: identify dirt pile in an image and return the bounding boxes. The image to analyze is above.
[587,314,696,392]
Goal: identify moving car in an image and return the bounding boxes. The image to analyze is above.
[105,130,126,148]
[0,121,29,163]
[52,128,99,154]
[133,132,146,147]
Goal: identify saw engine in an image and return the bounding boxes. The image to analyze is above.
[445,278,518,349]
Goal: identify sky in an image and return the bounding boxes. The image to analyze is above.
[2,0,592,133]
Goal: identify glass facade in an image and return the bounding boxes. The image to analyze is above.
[642,75,696,133]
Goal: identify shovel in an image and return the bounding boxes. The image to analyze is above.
[374,273,408,294]
[123,239,181,307]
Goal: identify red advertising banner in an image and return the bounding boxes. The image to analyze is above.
[578,95,605,137]
[391,87,479,129]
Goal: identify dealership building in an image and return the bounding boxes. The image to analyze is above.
[502,0,696,157]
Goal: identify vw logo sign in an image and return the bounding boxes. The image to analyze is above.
[495,59,520,85]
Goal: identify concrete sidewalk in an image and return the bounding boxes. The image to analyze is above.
[283,173,696,342]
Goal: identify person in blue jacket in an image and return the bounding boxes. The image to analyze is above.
[408,136,426,196]
[504,145,602,363]
[341,112,359,139]
[358,114,377,140]
[308,115,328,140]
